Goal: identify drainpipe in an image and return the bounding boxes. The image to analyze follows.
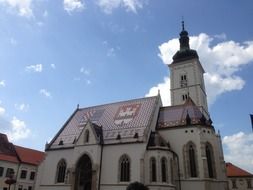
[168,149,181,190]
[98,138,104,190]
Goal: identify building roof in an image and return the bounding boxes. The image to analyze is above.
[15,146,45,166]
[157,97,212,129]
[0,133,45,165]
[0,153,19,163]
[49,96,161,149]
[226,162,253,177]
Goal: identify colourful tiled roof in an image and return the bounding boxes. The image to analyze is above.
[49,96,160,148]
[226,162,253,177]
[15,146,45,166]
[157,97,211,129]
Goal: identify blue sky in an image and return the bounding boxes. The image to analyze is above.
[0,0,253,172]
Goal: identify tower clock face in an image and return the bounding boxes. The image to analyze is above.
[114,103,141,125]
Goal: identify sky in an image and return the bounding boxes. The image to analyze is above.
[0,0,253,172]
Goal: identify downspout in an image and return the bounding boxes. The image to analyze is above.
[98,138,104,190]
[14,163,21,190]
[168,149,181,190]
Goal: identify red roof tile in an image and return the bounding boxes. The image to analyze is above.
[226,162,253,177]
[0,153,19,163]
[15,146,45,166]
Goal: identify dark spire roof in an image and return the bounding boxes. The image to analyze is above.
[172,21,199,63]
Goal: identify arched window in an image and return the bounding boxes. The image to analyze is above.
[84,130,89,143]
[161,157,167,182]
[119,155,130,182]
[184,142,198,178]
[150,157,157,182]
[189,144,197,177]
[206,143,215,178]
[56,159,66,183]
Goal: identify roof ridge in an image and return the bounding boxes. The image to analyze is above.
[79,95,158,110]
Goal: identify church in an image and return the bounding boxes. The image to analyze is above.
[35,23,228,190]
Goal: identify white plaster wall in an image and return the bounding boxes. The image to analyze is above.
[159,126,227,190]
[0,161,18,190]
[100,143,146,190]
[228,177,253,190]
[170,59,208,114]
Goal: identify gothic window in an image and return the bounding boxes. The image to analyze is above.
[84,130,89,143]
[161,157,167,182]
[56,159,66,183]
[206,143,215,178]
[180,74,188,87]
[150,157,157,182]
[119,155,130,182]
[189,144,197,177]
[184,142,198,178]
[232,179,237,188]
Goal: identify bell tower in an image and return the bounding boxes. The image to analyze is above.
[169,21,209,117]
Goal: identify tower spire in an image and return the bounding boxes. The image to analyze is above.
[179,20,190,50]
[181,19,185,31]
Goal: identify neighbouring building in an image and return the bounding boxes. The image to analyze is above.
[226,163,253,190]
[36,23,228,190]
[0,133,45,190]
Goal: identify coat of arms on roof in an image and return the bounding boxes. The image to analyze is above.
[114,103,141,125]
[79,109,105,125]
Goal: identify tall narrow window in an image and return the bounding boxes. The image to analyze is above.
[206,143,215,178]
[0,167,4,177]
[232,179,237,189]
[180,74,188,87]
[161,157,167,182]
[150,158,157,182]
[85,130,89,143]
[247,179,252,188]
[56,159,66,183]
[189,144,197,177]
[119,155,130,182]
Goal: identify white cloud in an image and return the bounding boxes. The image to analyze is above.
[39,89,52,98]
[50,64,56,69]
[26,64,43,72]
[145,77,171,106]
[63,0,85,13]
[155,33,253,106]
[223,132,253,173]
[10,38,17,45]
[107,47,116,57]
[80,67,90,75]
[15,103,29,112]
[0,106,5,115]
[0,0,33,17]
[0,80,6,87]
[5,117,31,141]
[97,0,144,14]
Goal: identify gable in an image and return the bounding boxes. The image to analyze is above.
[75,122,102,146]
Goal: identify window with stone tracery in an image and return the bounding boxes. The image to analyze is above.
[150,157,157,182]
[56,159,66,183]
[119,155,130,182]
[161,157,168,182]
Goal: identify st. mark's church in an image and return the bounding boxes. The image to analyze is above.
[36,23,228,190]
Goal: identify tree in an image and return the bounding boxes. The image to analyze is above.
[126,182,149,190]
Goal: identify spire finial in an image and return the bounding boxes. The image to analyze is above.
[181,17,185,31]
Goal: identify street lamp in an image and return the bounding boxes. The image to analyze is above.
[5,170,16,190]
